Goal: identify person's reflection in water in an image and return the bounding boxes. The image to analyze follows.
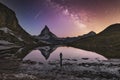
[60,53,63,68]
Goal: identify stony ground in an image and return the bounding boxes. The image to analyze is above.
[0,57,120,80]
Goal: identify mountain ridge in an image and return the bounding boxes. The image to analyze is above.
[0,2,120,58]
[0,2,35,45]
[69,23,120,58]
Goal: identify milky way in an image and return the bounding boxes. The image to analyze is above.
[0,0,120,37]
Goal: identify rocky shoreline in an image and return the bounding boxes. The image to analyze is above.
[0,58,120,80]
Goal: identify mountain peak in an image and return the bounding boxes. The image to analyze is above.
[38,25,57,40]
[44,25,49,29]
[81,31,96,38]
[41,25,50,34]
[88,31,96,35]
[43,25,49,32]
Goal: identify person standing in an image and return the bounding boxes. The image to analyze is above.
[60,53,63,67]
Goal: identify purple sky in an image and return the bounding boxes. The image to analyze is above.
[0,0,120,37]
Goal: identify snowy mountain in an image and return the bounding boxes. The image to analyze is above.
[0,27,24,44]
[33,25,59,44]
[38,25,57,40]
[0,2,35,45]
[37,45,58,60]
[34,25,97,44]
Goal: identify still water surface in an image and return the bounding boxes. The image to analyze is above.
[23,46,107,63]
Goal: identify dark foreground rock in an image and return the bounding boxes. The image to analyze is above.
[0,58,120,80]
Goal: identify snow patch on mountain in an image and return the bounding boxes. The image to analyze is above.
[38,25,57,40]
[0,45,20,50]
[39,34,50,40]
[0,40,14,45]
[0,27,12,34]
[0,27,24,41]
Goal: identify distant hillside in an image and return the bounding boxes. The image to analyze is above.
[69,23,120,58]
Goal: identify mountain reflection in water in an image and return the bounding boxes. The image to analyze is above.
[21,46,107,63]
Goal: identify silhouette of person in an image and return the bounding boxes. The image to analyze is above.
[60,53,63,67]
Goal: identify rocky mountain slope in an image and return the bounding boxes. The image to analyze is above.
[33,25,60,44]
[69,23,120,58]
[38,25,58,40]
[0,2,35,45]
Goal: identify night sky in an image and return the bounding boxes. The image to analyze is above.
[0,0,120,37]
